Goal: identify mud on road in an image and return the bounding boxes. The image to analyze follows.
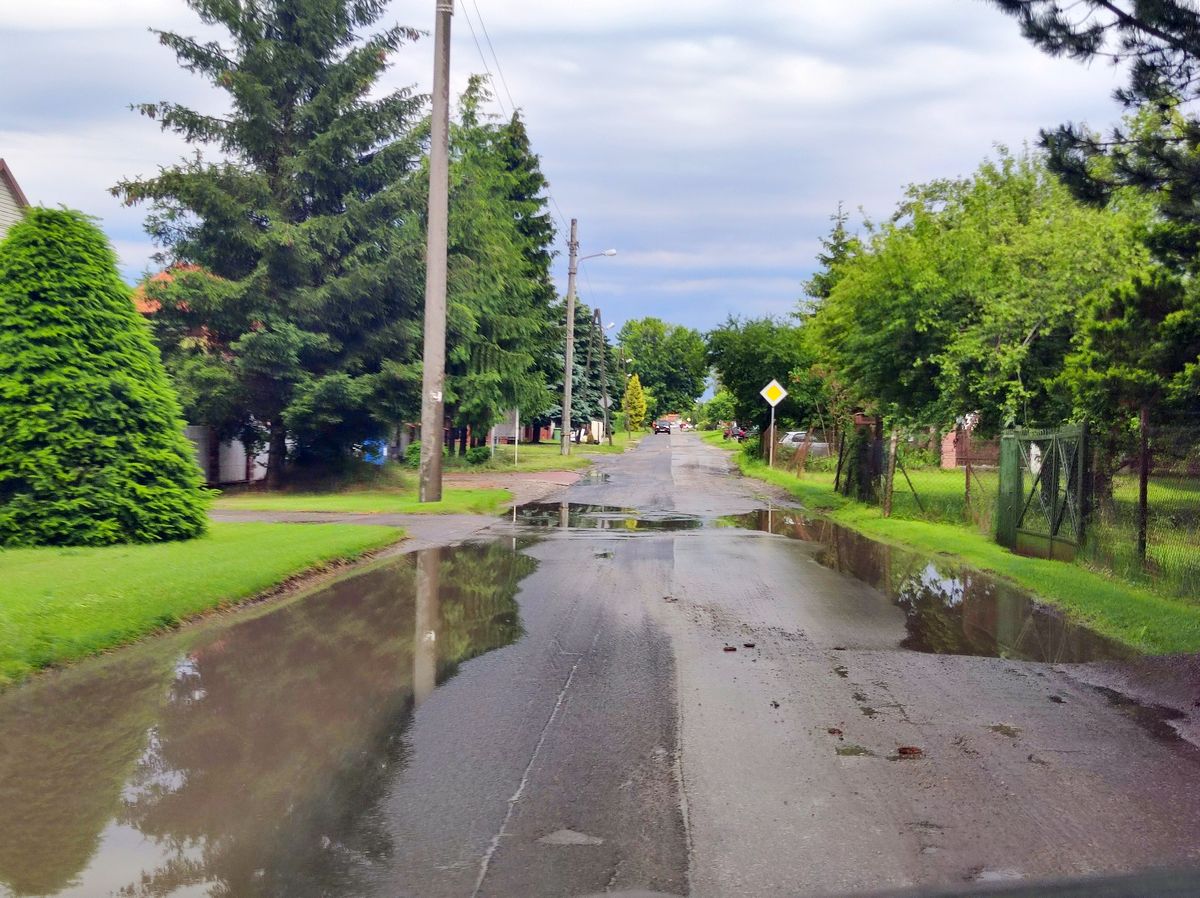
[1,432,1198,898]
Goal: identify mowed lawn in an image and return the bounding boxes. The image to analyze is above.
[214,487,512,515]
[449,430,644,473]
[0,522,403,686]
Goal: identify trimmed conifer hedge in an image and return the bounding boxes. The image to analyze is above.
[0,208,209,546]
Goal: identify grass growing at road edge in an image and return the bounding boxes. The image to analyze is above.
[724,452,1200,655]
[0,522,403,686]
[215,487,511,515]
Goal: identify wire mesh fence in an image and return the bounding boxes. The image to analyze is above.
[761,417,1199,600]
[1082,421,1200,600]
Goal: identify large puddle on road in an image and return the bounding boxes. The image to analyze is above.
[723,508,1133,664]
[0,543,536,898]
[513,502,704,531]
[509,501,1130,665]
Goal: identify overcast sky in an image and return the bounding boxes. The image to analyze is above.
[0,0,1125,333]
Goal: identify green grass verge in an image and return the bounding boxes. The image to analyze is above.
[718,447,1200,655]
[451,432,643,473]
[0,522,404,686]
[456,432,643,473]
[214,487,511,515]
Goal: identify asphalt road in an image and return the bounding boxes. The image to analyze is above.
[3,431,1200,898]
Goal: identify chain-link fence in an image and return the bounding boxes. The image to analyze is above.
[769,422,1000,533]
[1082,421,1200,600]
[761,415,1199,601]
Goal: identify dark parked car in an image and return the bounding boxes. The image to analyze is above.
[654,420,672,434]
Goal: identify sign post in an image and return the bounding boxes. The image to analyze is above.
[759,379,788,468]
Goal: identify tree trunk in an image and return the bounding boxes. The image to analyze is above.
[457,427,468,457]
[266,422,287,490]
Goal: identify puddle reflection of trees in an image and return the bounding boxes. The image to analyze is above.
[743,510,1128,664]
[0,542,534,898]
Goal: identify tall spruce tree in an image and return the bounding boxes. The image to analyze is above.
[115,0,426,484]
[802,202,860,311]
[0,209,208,546]
[442,84,557,449]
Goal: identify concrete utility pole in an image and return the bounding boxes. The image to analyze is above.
[560,218,580,456]
[419,0,454,502]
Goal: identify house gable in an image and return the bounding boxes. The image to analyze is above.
[0,158,30,240]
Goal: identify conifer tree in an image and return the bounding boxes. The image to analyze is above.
[802,202,860,310]
[0,209,208,546]
[443,84,557,447]
[115,0,426,484]
[992,1,1200,253]
[623,374,648,432]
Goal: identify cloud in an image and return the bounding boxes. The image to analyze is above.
[1,0,1132,327]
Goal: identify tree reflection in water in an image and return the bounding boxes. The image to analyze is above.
[0,541,534,898]
[725,509,1129,664]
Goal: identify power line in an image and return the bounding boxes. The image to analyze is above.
[458,1,580,300]
[470,0,518,113]
[458,2,508,118]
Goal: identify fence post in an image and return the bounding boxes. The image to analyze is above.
[996,431,1021,548]
[883,428,899,517]
[1137,405,1150,565]
[833,432,846,493]
[963,426,972,525]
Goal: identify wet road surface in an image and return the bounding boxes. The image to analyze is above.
[2,432,1200,897]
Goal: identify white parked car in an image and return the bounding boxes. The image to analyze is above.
[778,431,831,457]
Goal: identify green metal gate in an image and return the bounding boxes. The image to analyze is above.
[997,425,1089,561]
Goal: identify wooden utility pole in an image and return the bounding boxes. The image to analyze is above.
[418,0,453,502]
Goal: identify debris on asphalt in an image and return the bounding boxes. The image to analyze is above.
[743,642,756,649]
[723,645,737,652]
[895,745,923,758]
[770,700,780,709]
[832,646,847,651]
[1048,695,1066,704]
[827,727,844,738]
[663,595,678,603]
[833,665,849,678]
[836,744,875,757]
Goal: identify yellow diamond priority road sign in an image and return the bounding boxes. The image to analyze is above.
[760,379,788,407]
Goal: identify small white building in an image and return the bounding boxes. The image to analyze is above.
[185,426,270,486]
[0,158,30,239]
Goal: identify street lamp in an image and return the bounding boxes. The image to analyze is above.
[561,220,616,456]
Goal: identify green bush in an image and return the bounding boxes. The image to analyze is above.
[0,208,209,546]
[404,442,450,468]
[740,436,761,460]
[466,446,491,466]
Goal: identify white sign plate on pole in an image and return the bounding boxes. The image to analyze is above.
[760,379,787,407]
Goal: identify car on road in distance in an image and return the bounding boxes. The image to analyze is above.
[654,420,671,434]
